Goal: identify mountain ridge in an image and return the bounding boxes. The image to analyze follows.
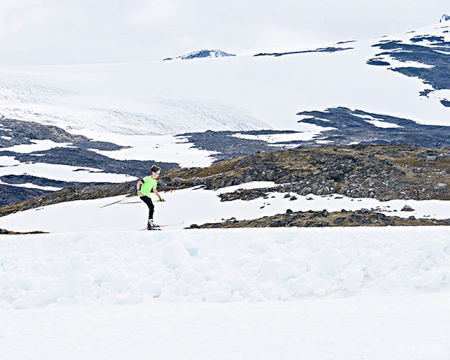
[163,49,236,61]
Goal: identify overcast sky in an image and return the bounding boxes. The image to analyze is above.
[0,0,448,66]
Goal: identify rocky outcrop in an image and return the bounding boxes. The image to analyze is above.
[440,14,450,23]
[0,228,47,235]
[3,144,450,222]
[368,34,450,95]
[180,108,450,163]
[0,118,178,206]
[254,46,353,57]
[189,208,450,229]
[0,181,136,217]
[0,117,124,150]
[164,49,236,61]
[197,144,450,203]
[296,108,450,148]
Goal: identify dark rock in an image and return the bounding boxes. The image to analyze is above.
[370,38,450,92]
[254,46,353,58]
[0,118,125,150]
[366,59,391,66]
[401,205,415,212]
[0,184,52,207]
[296,107,450,148]
[372,213,387,221]
[300,187,312,196]
[348,214,372,224]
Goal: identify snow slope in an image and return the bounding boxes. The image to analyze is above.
[1,226,450,359]
[0,22,448,141]
[2,181,450,233]
[2,226,450,307]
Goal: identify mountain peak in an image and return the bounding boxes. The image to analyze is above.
[440,14,450,22]
[164,49,236,61]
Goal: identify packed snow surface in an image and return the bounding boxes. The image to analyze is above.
[2,227,450,308]
[1,227,449,359]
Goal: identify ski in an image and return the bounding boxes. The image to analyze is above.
[139,221,184,231]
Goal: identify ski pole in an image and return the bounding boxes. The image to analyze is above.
[119,199,164,204]
[99,195,138,209]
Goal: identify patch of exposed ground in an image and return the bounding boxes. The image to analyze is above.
[188,208,450,229]
[2,144,450,229]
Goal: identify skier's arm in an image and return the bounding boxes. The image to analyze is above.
[152,188,164,201]
[136,179,143,196]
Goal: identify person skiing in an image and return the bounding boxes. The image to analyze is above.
[137,165,165,229]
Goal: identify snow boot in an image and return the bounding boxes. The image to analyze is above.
[147,219,160,230]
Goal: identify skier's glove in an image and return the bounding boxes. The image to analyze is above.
[159,197,165,202]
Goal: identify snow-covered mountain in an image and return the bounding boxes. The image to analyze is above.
[164,49,236,61]
[0,19,449,140]
[0,19,449,138]
[1,18,450,203]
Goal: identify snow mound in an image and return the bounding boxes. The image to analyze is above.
[1,227,449,309]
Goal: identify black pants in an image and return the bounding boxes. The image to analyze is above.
[140,196,154,220]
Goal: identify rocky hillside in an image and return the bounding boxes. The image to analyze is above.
[2,144,450,227]
[0,118,178,206]
[0,182,136,218]
[162,143,450,201]
[190,208,450,229]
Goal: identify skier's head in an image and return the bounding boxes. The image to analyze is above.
[151,165,161,177]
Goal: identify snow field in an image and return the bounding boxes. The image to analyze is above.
[2,181,450,233]
[1,227,449,310]
[1,294,449,360]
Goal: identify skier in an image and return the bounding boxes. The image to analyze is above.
[137,165,165,230]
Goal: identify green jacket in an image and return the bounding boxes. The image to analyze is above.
[139,176,157,197]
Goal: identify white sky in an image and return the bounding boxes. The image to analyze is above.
[0,0,448,66]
